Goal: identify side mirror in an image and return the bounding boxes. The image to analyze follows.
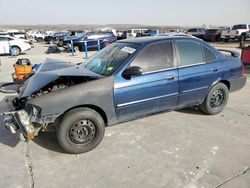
[122,66,142,79]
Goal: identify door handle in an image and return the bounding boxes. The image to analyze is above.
[166,76,176,81]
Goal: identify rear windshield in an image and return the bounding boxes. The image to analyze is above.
[232,25,247,29]
[84,42,141,76]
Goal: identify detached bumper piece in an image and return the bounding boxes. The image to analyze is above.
[2,110,35,140]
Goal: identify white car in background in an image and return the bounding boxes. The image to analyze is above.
[0,36,31,56]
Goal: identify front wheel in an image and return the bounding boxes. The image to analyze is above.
[12,46,21,56]
[200,83,229,115]
[57,108,105,154]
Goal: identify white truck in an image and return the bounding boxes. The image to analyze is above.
[221,24,250,42]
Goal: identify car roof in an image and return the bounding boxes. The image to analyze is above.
[118,36,200,45]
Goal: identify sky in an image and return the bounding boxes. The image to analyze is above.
[0,0,249,26]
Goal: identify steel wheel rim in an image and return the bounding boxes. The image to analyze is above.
[68,119,96,145]
[210,90,224,109]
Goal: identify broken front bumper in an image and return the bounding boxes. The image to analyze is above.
[1,110,35,140]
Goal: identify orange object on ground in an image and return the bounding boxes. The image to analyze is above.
[14,64,32,80]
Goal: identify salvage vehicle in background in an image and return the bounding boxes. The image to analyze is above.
[203,28,228,42]
[44,31,69,44]
[221,24,250,42]
[187,28,206,39]
[70,32,117,51]
[1,36,246,154]
[137,29,160,37]
[61,31,86,46]
[0,36,31,56]
[117,31,127,40]
[127,29,147,38]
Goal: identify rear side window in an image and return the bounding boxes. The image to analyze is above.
[131,41,173,72]
[176,40,203,66]
[203,46,216,62]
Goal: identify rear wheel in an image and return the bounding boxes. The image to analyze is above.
[57,108,105,154]
[223,38,229,42]
[200,83,229,115]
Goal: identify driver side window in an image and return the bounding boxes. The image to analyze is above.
[131,41,174,73]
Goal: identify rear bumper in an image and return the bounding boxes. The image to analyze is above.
[221,35,240,39]
[229,76,247,92]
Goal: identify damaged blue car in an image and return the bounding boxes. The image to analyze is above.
[1,36,246,154]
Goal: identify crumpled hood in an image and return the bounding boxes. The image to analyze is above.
[19,59,102,98]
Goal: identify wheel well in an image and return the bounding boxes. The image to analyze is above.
[219,80,230,90]
[11,45,21,50]
[60,105,108,126]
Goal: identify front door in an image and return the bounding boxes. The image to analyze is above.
[114,40,179,121]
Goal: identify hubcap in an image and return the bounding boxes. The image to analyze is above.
[210,90,224,109]
[69,119,96,145]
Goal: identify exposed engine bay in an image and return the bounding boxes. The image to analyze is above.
[12,76,96,110]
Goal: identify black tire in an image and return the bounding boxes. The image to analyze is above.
[12,46,21,56]
[239,34,246,42]
[200,83,229,115]
[58,41,64,47]
[57,108,105,154]
[37,37,43,42]
[224,38,229,42]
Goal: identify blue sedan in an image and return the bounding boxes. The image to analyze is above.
[2,36,246,154]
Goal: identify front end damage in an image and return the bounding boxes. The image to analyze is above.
[0,59,102,141]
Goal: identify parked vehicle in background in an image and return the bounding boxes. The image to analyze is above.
[1,36,246,154]
[44,32,69,44]
[55,31,86,47]
[127,29,147,38]
[0,36,31,56]
[33,32,46,42]
[187,28,206,39]
[70,32,117,51]
[117,31,127,40]
[138,29,160,37]
[204,28,228,42]
[0,30,27,39]
[169,29,185,33]
[221,24,250,42]
[61,31,86,46]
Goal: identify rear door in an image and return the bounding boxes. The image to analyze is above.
[114,40,178,120]
[175,39,221,107]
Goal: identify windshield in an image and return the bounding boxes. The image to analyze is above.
[84,42,140,76]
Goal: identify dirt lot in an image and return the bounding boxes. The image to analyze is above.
[0,42,250,188]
